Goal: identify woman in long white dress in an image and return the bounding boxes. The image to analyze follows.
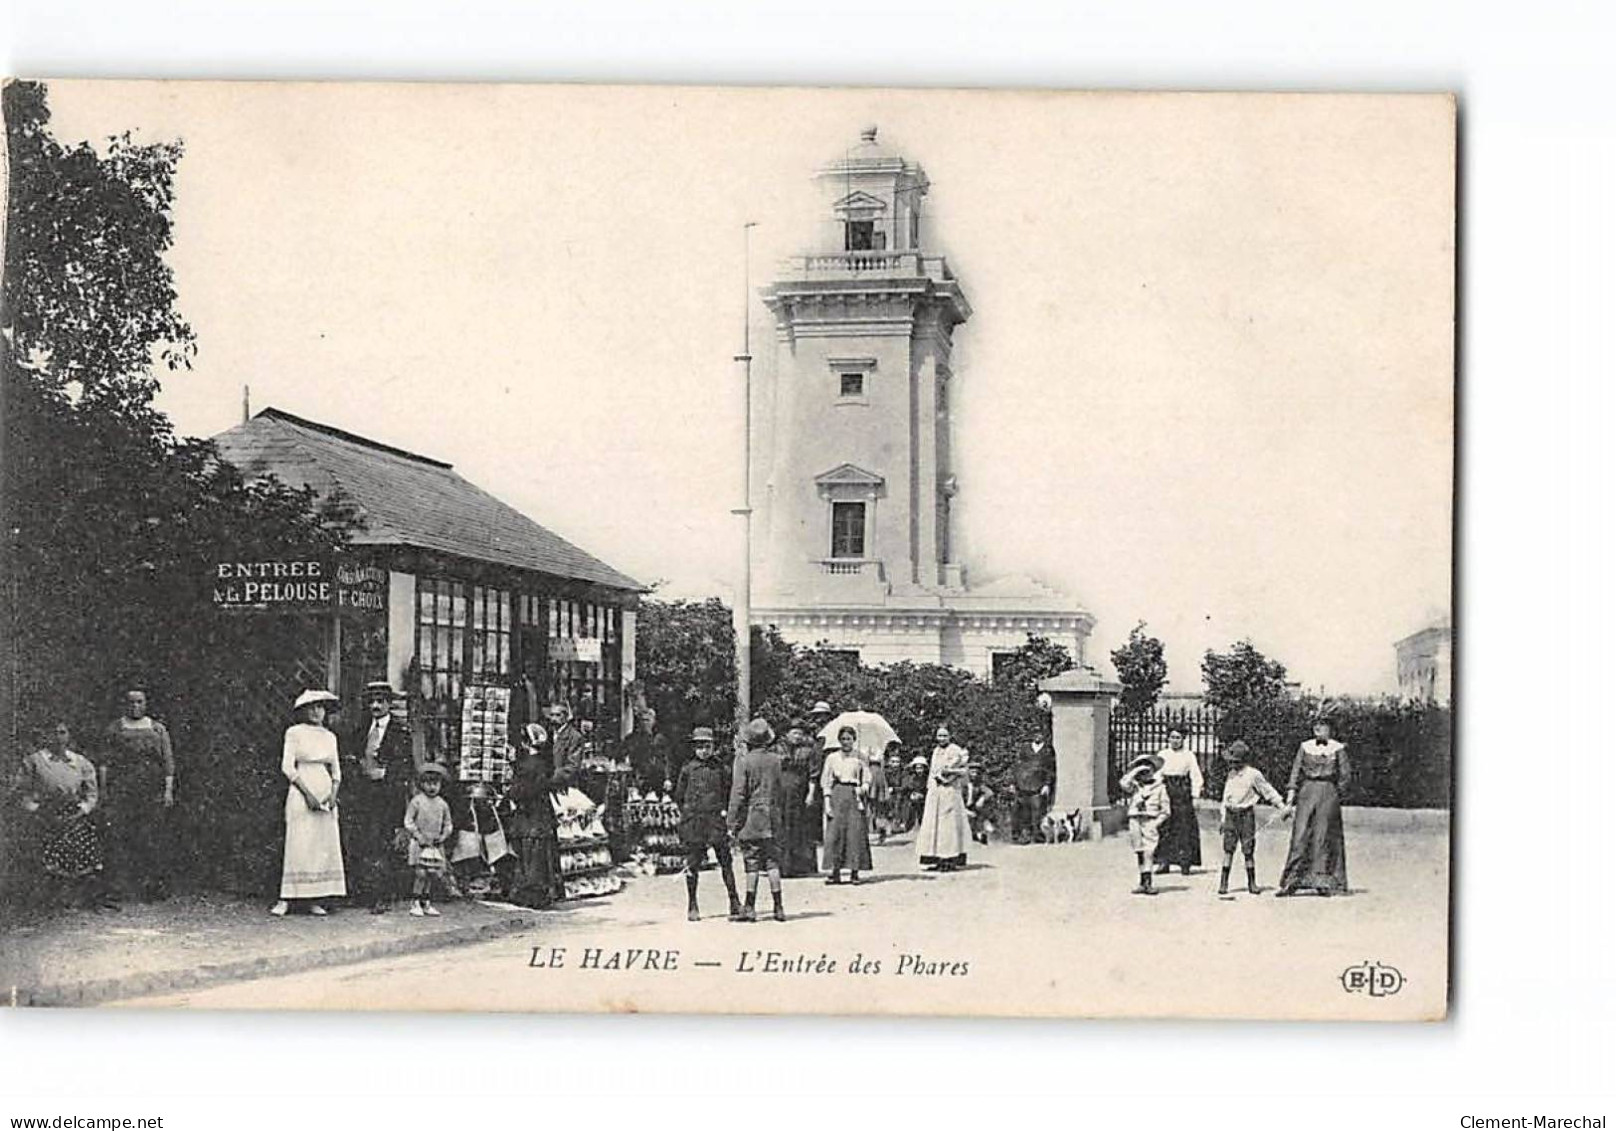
[915,725,971,872]
[271,690,347,916]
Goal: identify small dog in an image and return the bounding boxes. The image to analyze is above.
[1040,810,1079,844]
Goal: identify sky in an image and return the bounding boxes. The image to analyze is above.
[41,82,1454,695]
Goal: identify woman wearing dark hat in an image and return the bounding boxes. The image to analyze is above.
[1154,727,1205,875]
[271,690,347,916]
[506,723,561,909]
[776,718,820,877]
[1277,716,1352,897]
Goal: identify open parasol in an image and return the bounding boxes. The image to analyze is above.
[816,710,900,758]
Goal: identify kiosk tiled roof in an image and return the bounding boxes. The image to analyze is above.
[213,408,644,593]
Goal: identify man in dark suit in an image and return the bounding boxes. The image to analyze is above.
[547,702,587,788]
[1010,732,1056,844]
[343,681,417,912]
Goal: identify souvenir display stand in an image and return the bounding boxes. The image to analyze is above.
[552,786,622,899]
[624,790,685,875]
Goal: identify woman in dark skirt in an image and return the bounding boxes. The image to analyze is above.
[820,725,873,884]
[505,724,559,908]
[1277,716,1351,896]
[14,722,110,908]
[1154,727,1204,874]
[776,719,819,877]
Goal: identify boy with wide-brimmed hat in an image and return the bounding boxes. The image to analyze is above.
[1217,740,1290,895]
[1118,753,1170,895]
[729,718,787,922]
[673,726,742,922]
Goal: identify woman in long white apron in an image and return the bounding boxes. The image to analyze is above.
[271,690,347,916]
[915,725,971,872]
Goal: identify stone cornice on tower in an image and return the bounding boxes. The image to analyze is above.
[762,268,971,342]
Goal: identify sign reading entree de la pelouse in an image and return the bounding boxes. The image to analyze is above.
[211,557,386,614]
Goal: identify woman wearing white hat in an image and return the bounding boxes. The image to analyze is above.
[271,690,347,916]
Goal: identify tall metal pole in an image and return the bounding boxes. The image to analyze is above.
[732,222,757,740]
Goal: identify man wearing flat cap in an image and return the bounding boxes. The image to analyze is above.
[342,680,416,912]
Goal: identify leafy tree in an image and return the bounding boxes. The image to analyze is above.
[2,81,351,894]
[990,634,1074,699]
[1110,621,1167,714]
[630,598,739,747]
[1200,639,1289,710]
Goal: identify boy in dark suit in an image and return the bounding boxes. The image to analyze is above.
[674,727,741,922]
[729,718,787,922]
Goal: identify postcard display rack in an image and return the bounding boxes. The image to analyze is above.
[458,687,513,786]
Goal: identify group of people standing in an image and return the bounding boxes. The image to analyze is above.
[271,684,606,917]
[1118,716,1352,898]
[10,688,177,910]
[670,706,993,925]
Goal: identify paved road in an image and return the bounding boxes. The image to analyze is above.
[124,818,1448,1020]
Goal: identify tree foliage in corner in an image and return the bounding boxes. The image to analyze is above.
[1200,639,1289,710]
[3,81,351,894]
[1110,621,1167,714]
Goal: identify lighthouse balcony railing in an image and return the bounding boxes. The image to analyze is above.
[784,252,954,282]
[817,558,886,580]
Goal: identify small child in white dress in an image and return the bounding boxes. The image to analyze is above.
[403,763,454,916]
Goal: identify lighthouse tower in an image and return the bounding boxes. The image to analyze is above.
[751,127,1093,674]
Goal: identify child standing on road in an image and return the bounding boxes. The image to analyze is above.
[966,764,995,845]
[404,763,454,917]
[730,718,787,921]
[1119,753,1169,895]
[674,727,742,922]
[1217,741,1290,895]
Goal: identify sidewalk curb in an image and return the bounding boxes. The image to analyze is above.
[12,910,542,1007]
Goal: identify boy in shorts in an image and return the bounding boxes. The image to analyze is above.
[1119,753,1169,895]
[674,727,741,921]
[729,718,787,922]
[1217,740,1290,895]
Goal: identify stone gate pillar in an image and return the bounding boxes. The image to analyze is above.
[1040,666,1122,838]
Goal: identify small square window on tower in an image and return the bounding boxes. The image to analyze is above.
[839,372,864,398]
